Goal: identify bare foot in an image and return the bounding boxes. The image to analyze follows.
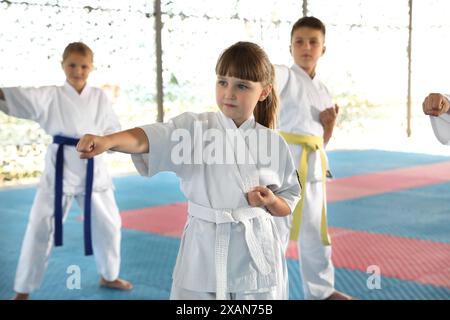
[99,277,133,291]
[12,292,29,300]
[325,291,355,300]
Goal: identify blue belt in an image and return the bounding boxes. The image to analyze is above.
[53,135,94,256]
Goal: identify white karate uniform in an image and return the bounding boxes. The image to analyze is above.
[131,111,300,300]
[2,82,122,294]
[274,64,335,300]
[430,94,450,145]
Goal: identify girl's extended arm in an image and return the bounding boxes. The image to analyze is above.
[76,128,149,159]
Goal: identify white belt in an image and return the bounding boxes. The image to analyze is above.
[188,201,272,300]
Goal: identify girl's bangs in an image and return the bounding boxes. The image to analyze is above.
[215,48,264,82]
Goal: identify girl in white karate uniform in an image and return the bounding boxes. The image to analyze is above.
[423,93,450,144]
[0,42,132,300]
[76,42,301,300]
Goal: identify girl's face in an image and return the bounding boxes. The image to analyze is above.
[61,53,93,93]
[216,75,271,127]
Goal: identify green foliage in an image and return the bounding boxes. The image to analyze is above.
[334,92,378,129]
[123,84,155,107]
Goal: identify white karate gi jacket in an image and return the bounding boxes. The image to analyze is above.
[132,111,300,294]
[2,82,121,194]
[275,64,333,182]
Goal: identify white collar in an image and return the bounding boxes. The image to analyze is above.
[217,110,256,131]
[291,64,320,85]
[63,81,90,97]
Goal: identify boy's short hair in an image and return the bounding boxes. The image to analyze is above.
[62,42,94,62]
[290,16,326,41]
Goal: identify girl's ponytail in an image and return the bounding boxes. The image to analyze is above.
[253,64,278,129]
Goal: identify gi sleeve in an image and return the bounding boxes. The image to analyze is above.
[131,112,196,178]
[430,112,450,145]
[274,64,290,95]
[270,134,301,214]
[1,86,54,124]
[0,97,8,113]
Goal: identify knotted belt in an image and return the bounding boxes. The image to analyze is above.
[279,132,330,245]
[188,201,272,300]
[53,135,94,255]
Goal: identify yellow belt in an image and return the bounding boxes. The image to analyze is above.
[280,132,331,246]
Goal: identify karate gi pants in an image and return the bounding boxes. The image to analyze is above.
[297,181,334,300]
[14,188,122,293]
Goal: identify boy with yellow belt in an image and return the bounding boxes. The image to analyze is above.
[274,16,353,300]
